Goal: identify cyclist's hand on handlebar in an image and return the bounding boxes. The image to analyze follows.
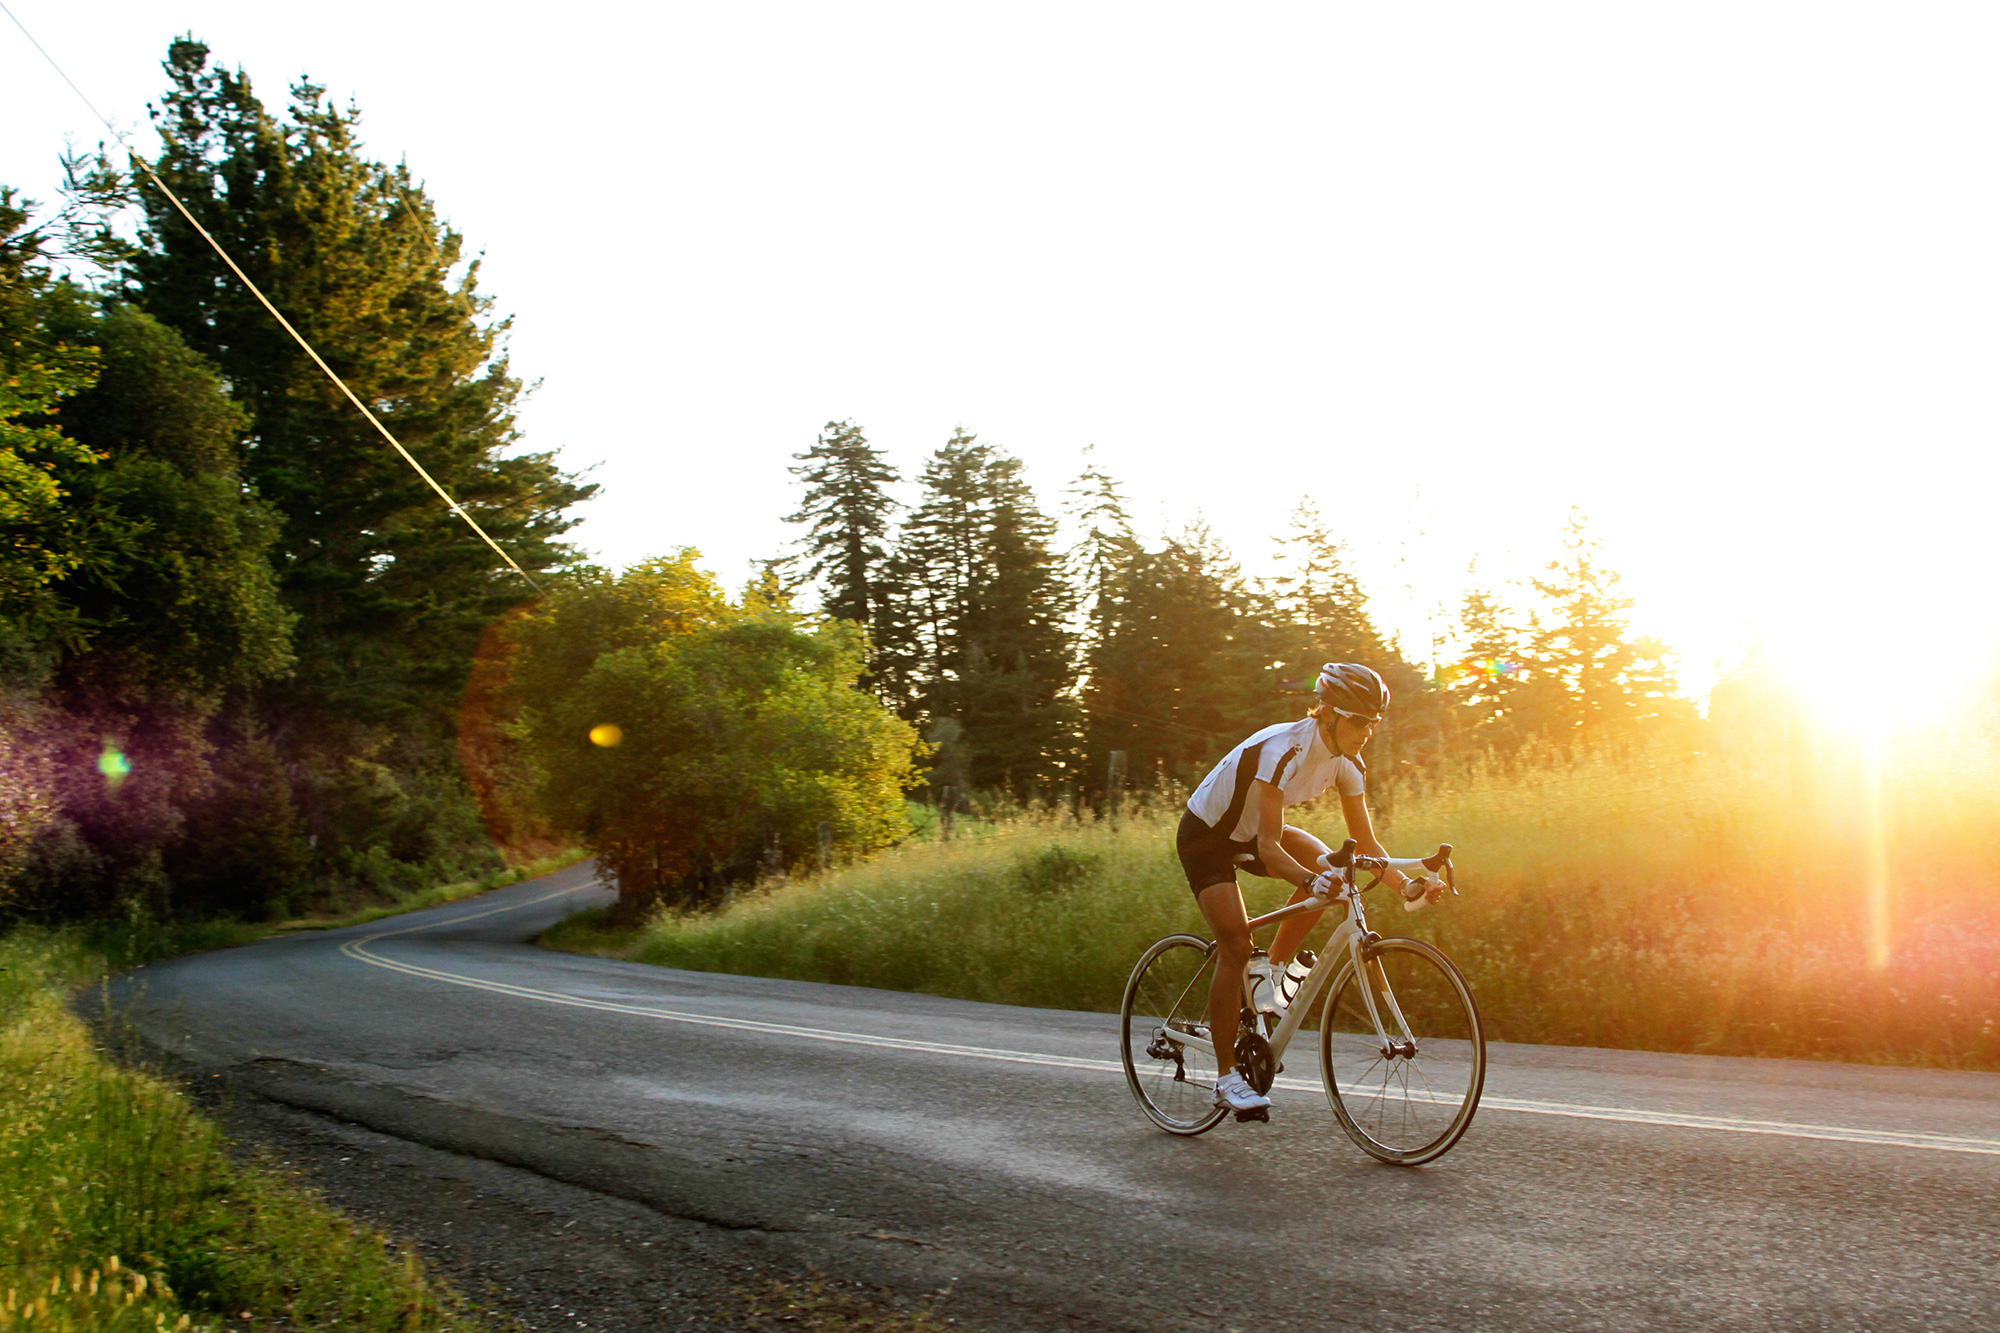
[1399,874,1449,911]
[1306,870,1342,898]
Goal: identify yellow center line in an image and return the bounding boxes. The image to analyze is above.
[338,884,2000,1158]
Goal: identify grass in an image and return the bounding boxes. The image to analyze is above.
[544,723,2000,1070]
[262,848,585,937]
[0,930,494,1332]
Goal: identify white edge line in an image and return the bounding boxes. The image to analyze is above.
[337,881,2000,1160]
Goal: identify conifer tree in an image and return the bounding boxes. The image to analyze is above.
[124,39,594,732]
[896,430,1075,791]
[1270,499,1386,668]
[784,419,908,700]
[1062,445,1140,642]
[1083,523,1287,791]
[1523,510,1687,739]
[1448,581,1531,740]
[785,419,900,627]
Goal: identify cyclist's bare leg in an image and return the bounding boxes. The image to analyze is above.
[1194,878,1253,1077]
[1268,824,1337,966]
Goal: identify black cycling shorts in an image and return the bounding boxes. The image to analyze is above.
[1175,809,1269,898]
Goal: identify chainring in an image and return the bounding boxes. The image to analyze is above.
[1234,1031,1276,1095]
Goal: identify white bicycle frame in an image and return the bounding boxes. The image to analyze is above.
[1157,852,1450,1067]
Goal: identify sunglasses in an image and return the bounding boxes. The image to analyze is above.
[1330,707,1382,725]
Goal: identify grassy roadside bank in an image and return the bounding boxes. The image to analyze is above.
[544,735,2000,1071]
[0,929,491,1332]
[0,851,583,1332]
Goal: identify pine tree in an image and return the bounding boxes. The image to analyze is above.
[1270,499,1385,669]
[1062,445,1140,644]
[895,430,1075,791]
[124,39,594,731]
[785,419,900,626]
[1447,581,1532,740]
[1083,523,1288,793]
[1524,510,1688,739]
[784,419,907,700]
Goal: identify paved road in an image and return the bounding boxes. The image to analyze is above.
[111,863,2000,1332]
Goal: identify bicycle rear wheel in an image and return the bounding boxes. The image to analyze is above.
[1318,937,1484,1164]
[1120,933,1228,1135]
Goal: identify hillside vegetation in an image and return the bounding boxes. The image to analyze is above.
[547,723,2000,1071]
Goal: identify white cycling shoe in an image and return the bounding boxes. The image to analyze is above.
[1213,1071,1272,1112]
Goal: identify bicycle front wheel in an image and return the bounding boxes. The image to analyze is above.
[1120,933,1228,1136]
[1318,937,1484,1165]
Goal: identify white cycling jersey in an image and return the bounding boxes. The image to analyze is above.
[1184,716,1365,843]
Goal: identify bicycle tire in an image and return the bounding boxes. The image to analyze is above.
[1318,937,1484,1164]
[1120,933,1229,1136]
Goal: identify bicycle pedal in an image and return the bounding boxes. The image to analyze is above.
[1233,1107,1270,1124]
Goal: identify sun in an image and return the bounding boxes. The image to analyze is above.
[1760,612,1998,743]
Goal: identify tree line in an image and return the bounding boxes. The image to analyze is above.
[777,421,1693,806]
[2,39,588,923]
[1,37,1696,923]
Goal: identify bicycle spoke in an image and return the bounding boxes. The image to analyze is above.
[1319,939,1485,1164]
[1121,936,1227,1135]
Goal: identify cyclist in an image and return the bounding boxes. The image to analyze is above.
[1177,662,1441,1116]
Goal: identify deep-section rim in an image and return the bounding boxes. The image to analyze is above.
[1317,936,1485,1165]
[1120,933,1228,1136]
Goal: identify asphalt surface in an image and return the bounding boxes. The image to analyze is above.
[107,862,2000,1332]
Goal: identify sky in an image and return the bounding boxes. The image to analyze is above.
[5,2,1997,714]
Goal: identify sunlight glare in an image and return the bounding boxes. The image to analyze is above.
[1757,589,1997,745]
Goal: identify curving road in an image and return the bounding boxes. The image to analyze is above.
[110,862,2000,1332]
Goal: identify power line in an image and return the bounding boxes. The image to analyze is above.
[1,2,542,593]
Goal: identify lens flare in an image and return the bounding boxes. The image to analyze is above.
[589,724,623,748]
[96,743,131,789]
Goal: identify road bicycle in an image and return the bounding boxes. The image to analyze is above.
[1119,839,1485,1165]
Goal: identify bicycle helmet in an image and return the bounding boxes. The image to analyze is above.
[1314,662,1390,722]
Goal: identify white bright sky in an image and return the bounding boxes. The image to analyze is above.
[5,2,1997,715]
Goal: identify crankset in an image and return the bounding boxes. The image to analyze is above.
[1234,1030,1276,1096]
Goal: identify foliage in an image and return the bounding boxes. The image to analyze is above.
[0,191,103,644]
[0,187,298,923]
[128,40,593,703]
[0,37,603,923]
[510,558,925,908]
[891,430,1076,792]
[0,928,491,1331]
[785,419,901,641]
[1081,522,1290,788]
[547,717,2000,1071]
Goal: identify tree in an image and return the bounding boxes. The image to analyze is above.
[894,430,1076,792]
[0,190,102,647]
[1522,510,1690,740]
[124,39,594,731]
[1269,499,1385,669]
[785,419,900,630]
[1443,581,1533,743]
[0,185,305,920]
[1082,522,1289,793]
[1062,445,1140,647]
[510,559,924,911]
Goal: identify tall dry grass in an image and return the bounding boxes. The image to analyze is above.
[545,721,2000,1069]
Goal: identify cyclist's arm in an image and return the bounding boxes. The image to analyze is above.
[1251,779,1320,890]
[1340,792,1408,889]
